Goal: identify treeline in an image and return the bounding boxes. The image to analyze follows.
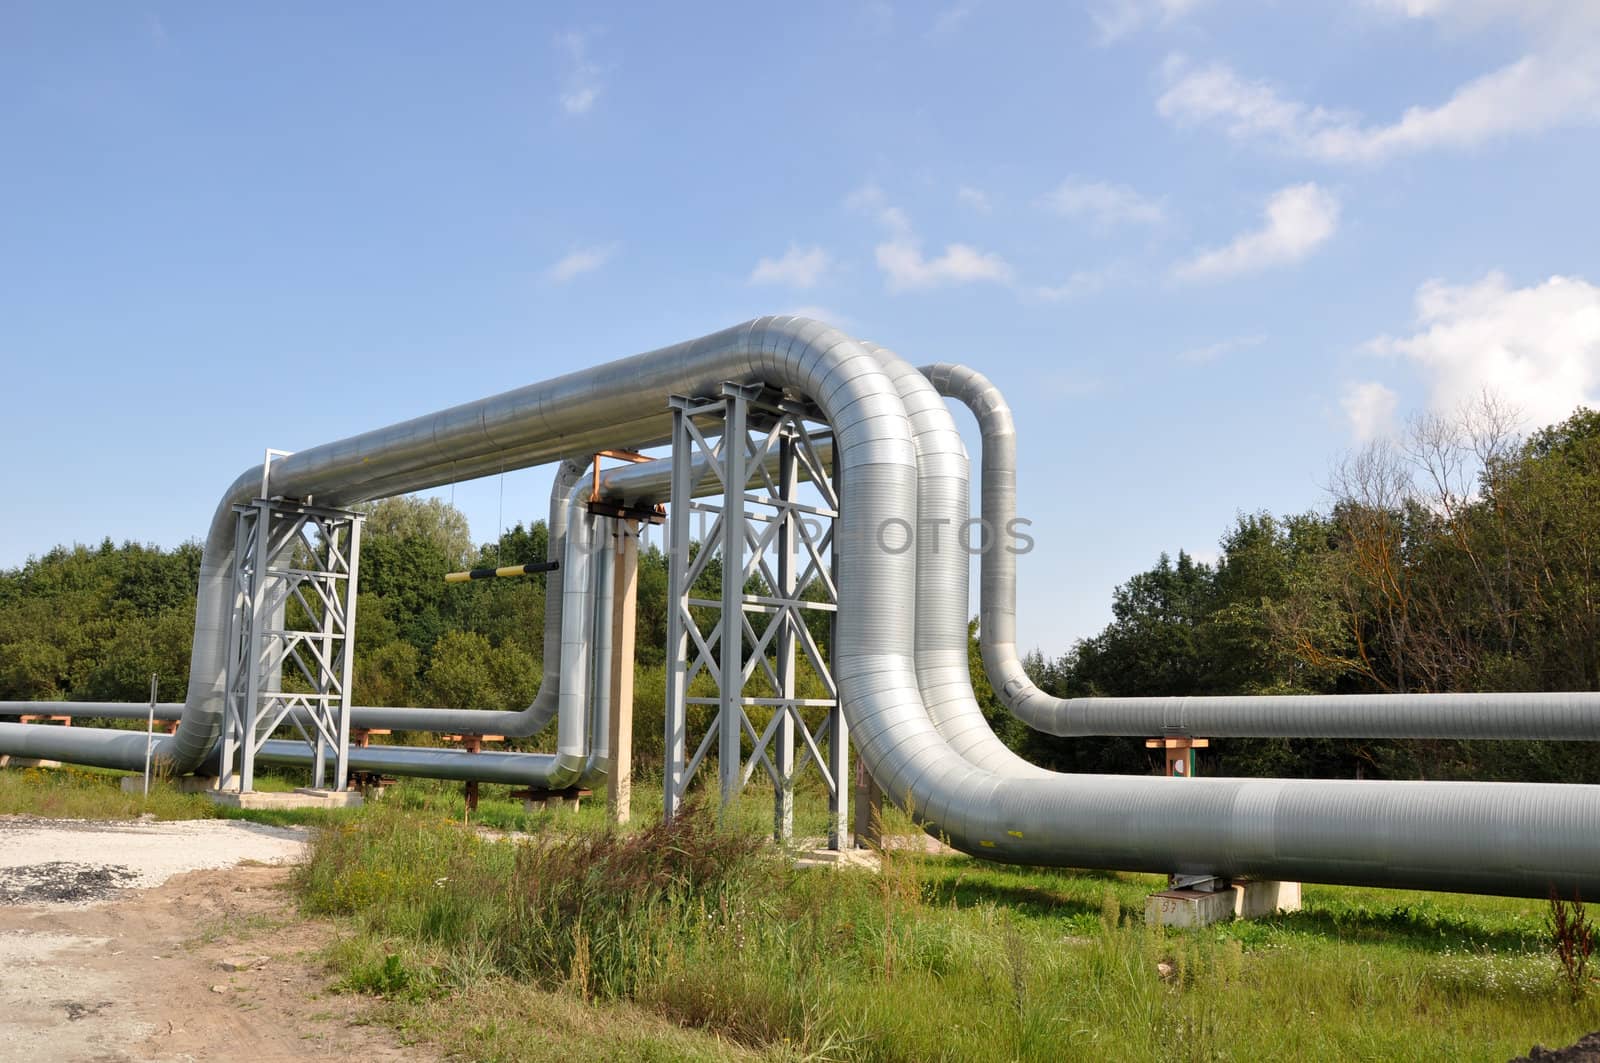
[1012,402,1600,783]
[3,404,1598,782]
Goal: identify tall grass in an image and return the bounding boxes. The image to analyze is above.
[298,803,1600,1061]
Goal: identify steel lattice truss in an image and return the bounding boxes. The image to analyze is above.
[663,383,847,846]
[219,499,362,793]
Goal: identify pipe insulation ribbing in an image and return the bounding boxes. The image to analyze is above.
[862,343,1051,779]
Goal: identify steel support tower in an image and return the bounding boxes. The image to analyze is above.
[662,383,847,846]
[218,498,362,793]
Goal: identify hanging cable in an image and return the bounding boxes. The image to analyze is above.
[496,459,506,565]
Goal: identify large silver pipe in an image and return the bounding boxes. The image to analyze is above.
[864,344,1050,779]
[3,318,1597,897]
[0,437,838,733]
[253,740,567,785]
[921,361,1600,742]
[0,702,184,722]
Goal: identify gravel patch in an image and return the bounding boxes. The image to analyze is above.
[0,862,139,905]
[0,817,307,907]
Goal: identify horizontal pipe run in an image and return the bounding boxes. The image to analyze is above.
[1027,692,1600,740]
[253,740,576,786]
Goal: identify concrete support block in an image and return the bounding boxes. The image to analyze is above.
[1146,887,1240,928]
[1233,878,1301,919]
[522,794,580,814]
[206,787,365,811]
[1145,879,1303,927]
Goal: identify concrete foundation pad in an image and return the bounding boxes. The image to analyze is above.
[791,846,882,872]
[1147,886,1240,928]
[1233,878,1301,919]
[522,795,584,813]
[1145,880,1303,927]
[205,788,364,811]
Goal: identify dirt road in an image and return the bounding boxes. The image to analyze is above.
[0,817,432,1062]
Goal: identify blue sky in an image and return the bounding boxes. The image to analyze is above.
[2,1,1597,653]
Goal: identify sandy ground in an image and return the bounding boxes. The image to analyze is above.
[0,816,433,1062]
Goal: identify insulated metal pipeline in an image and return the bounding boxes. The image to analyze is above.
[0,702,184,722]
[0,438,837,735]
[864,343,1050,779]
[253,740,568,785]
[2,318,1597,897]
[921,360,1600,742]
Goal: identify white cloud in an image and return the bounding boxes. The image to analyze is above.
[544,243,615,283]
[850,183,1013,292]
[749,245,832,288]
[1366,273,1600,429]
[1042,178,1164,227]
[1033,267,1116,302]
[1342,381,1400,441]
[845,183,912,234]
[958,185,991,212]
[878,241,1012,292]
[1173,183,1339,282]
[1158,0,1600,165]
[1363,1,1600,36]
[557,31,605,115]
[1092,0,1206,43]
[1177,333,1266,364]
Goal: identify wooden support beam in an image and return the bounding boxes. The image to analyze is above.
[349,727,391,749]
[510,786,592,812]
[607,519,639,825]
[1146,736,1209,777]
[853,758,884,849]
[442,734,504,753]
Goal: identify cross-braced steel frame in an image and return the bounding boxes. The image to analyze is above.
[662,383,847,846]
[218,499,362,793]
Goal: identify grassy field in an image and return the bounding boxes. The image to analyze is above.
[4,765,1597,1061]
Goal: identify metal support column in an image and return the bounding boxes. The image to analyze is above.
[662,399,695,824]
[219,497,363,794]
[718,387,748,806]
[661,384,843,845]
[774,432,797,841]
[826,454,848,850]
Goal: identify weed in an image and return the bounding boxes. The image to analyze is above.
[1548,889,1596,1000]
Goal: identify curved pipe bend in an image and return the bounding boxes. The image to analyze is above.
[862,343,1050,780]
[921,360,1600,743]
